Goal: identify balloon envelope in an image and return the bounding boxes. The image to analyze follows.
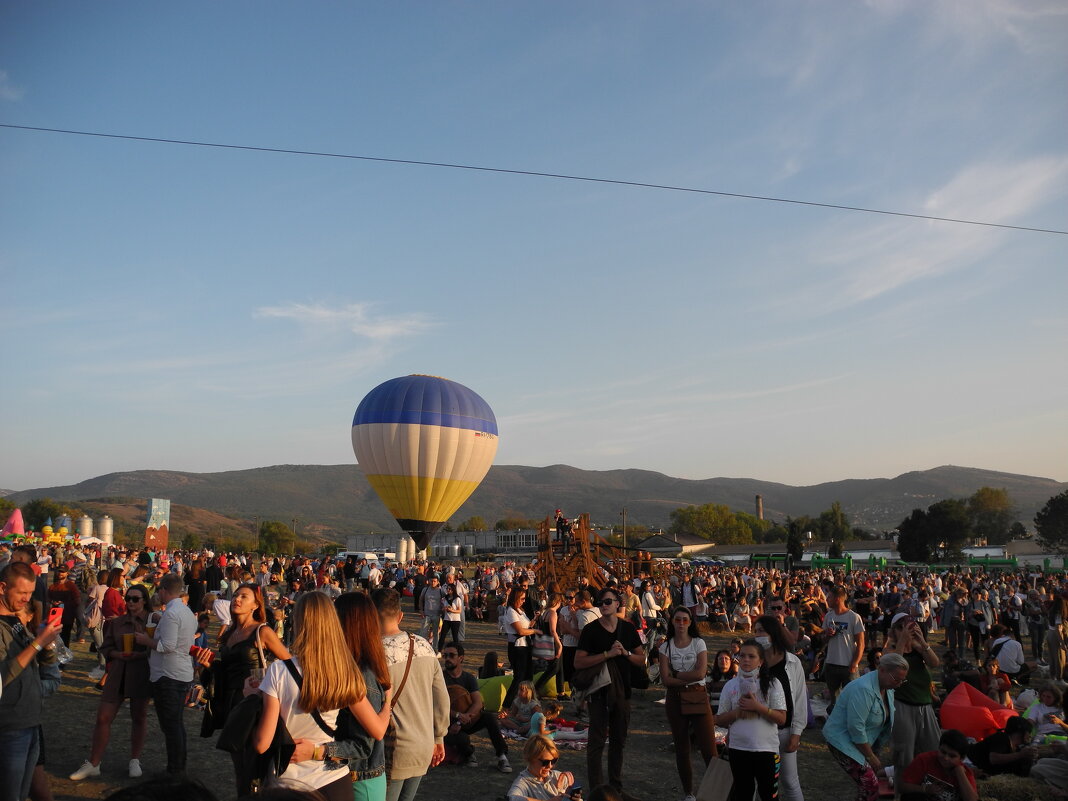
[351,375,498,549]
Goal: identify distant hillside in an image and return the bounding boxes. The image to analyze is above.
[9,464,1065,543]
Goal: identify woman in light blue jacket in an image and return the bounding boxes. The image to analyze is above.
[823,652,908,801]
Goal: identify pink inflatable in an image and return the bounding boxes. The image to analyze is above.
[939,681,1018,740]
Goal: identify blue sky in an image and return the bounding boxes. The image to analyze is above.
[2,1,1066,492]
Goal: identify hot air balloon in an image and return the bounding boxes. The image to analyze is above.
[351,375,498,550]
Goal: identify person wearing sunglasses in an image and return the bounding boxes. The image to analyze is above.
[574,588,645,800]
[506,734,578,801]
[70,586,154,781]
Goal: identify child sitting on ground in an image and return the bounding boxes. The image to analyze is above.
[499,680,541,731]
[529,701,563,738]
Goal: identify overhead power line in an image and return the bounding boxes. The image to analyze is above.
[2,122,1065,236]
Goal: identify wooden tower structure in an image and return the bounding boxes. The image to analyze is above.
[533,513,657,591]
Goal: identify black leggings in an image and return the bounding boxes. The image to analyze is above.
[728,748,779,801]
[502,644,533,708]
[437,620,460,650]
[533,657,560,696]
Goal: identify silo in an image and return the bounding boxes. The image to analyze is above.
[77,516,94,540]
[397,537,409,564]
[755,495,764,521]
[57,515,72,530]
[96,516,114,545]
[462,544,475,558]
[449,543,461,559]
[415,549,427,562]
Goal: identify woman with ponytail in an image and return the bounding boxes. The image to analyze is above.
[715,639,786,801]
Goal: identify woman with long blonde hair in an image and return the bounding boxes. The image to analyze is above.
[252,591,366,800]
[329,592,394,801]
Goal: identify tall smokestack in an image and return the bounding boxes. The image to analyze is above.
[755,495,764,521]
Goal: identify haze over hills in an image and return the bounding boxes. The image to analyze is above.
[8,464,1065,543]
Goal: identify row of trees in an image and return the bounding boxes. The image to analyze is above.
[896,487,1062,562]
[666,499,863,548]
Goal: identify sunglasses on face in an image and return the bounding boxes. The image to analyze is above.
[126,595,144,603]
[598,599,618,606]
[539,757,559,767]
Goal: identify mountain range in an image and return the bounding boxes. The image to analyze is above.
[6,464,1065,544]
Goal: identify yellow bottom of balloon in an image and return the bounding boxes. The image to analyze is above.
[364,473,483,526]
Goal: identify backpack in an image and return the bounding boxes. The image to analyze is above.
[84,589,104,629]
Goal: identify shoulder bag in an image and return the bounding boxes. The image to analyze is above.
[670,641,711,716]
[532,612,556,660]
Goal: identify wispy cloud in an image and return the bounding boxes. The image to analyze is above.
[254,302,433,341]
[796,156,1068,311]
[923,0,1068,53]
[0,71,24,101]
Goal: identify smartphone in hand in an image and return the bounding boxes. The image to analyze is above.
[47,603,64,627]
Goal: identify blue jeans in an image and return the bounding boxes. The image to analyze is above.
[151,676,191,773]
[0,727,39,801]
[385,775,423,801]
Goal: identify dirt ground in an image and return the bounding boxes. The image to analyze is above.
[43,617,857,801]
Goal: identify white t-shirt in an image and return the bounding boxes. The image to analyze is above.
[259,657,343,790]
[559,606,578,648]
[501,606,531,646]
[665,637,707,682]
[717,674,786,753]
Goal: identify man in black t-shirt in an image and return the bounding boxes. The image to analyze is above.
[575,587,645,800]
[440,644,512,773]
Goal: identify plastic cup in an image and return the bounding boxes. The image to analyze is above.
[145,625,156,638]
[122,633,135,653]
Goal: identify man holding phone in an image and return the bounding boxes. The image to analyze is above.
[0,561,62,801]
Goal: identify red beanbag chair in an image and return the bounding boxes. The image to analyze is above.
[939,681,1018,740]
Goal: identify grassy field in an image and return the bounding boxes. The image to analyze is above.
[41,617,862,801]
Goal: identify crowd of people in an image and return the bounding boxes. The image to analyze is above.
[6,538,1068,801]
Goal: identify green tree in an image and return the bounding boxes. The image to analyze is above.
[785,518,805,562]
[1036,491,1068,554]
[762,524,789,544]
[668,503,752,545]
[181,531,202,551]
[828,540,844,558]
[458,516,487,531]
[494,515,537,531]
[258,520,295,554]
[20,498,68,530]
[819,501,852,542]
[927,499,972,558]
[736,512,772,542]
[896,509,933,563]
[0,497,16,518]
[967,487,1015,545]
[1009,521,1028,540]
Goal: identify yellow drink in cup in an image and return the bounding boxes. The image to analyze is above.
[122,633,135,653]
[145,624,157,638]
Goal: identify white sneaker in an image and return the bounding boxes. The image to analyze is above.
[88,666,106,680]
[497,755,512,773]
[129,759,142,778]
[70,761,101,781]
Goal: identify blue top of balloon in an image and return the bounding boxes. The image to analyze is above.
[352,375,498,435]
